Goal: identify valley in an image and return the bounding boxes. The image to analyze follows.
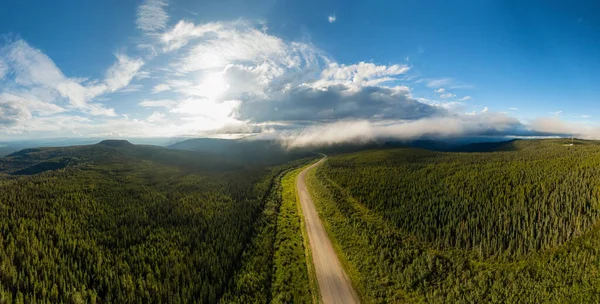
[1,138,600,303]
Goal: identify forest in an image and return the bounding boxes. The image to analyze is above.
[0,140,315,303]
[308,139,600,303]
[4,137,600,303]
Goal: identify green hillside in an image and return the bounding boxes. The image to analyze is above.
[308,139,600,303]
[0,141,315,303]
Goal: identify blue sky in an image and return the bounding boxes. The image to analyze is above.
[0,0,599,144]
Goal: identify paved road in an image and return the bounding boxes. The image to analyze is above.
[297,158,360,304]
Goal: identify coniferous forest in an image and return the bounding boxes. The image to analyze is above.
[3,138,600,303]
[0,140,315,303]
[308,139,600,303]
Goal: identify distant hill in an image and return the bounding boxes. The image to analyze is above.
[96,139,135,147]
[169,138,314,165]
[0,146,20,157]
[0,140,246,176]
[450,139,518,152]
[169,138,239,152]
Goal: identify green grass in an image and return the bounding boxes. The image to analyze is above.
[271,166,315,303]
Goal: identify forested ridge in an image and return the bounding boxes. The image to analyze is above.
[0,141,315,303]
[308,139,600,303]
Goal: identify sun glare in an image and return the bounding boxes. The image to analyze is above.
[198,72,229,100]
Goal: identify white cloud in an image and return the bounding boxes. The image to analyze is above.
[509,107,518,111]
[427,78,452,88]
[529,117,578,135]
[136,0,168,32]
[281,113,522,148]
[439,93,456,99]
[0,18,576,142]
[550,110,562,116]
[0,93,64,117]
[310,62,409,91]
[527,117,600,140]
[147,111,166,122]
[426,78,473,89]
[139,99,178,108]
[171,98,239,119]
[161,20,223,52]
[328,15,337,23]
[582,115,591,119]
[152,83,171,93]
[482,107,489,113]
[175,23,292,73]
[1,40,123,116]
[104,54,144,92]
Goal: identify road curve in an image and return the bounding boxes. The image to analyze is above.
[297,158,360,304]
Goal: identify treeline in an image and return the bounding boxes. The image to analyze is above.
[0,144,314,303]
[307,139,600,302]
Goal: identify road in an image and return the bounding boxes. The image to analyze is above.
[297,158,360,304]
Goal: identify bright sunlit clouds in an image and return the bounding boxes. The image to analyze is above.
[0,0,599,143]
[196,73,230,100]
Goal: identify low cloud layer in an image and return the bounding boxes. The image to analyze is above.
[281,113,525,148]
[529,117,600,139]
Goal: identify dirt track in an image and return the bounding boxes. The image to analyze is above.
[297,158,360,304]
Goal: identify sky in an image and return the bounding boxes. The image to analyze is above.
[0,0,599,145]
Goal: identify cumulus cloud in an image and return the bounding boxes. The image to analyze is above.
[175,24,293,73]
[236,84,441,123]
[136,0,169,32]
[328,15,337,23]
[0,14,576,142]
[136,20,555,143]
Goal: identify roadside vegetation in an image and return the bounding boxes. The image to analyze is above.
[271,167,315,303]
[220,161,314,304]
[308,139,600,303]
